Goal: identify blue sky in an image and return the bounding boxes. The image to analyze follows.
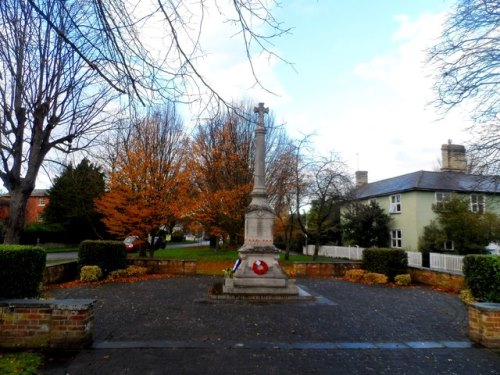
[30,1,468,188]
[195,0,470,183]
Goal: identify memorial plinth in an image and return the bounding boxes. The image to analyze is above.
[222,103,298,297]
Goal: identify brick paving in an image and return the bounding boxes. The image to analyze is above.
[41,276,500,374]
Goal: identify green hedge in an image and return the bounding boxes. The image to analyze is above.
[0,245,46,298]
[463,255,500,303]
[78,240,127,276]
[362,248,408,282]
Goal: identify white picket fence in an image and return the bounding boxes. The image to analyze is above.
[303,246,464,274]
[406,251,423,268]
[430,253,464,273]
[304,244,364,260]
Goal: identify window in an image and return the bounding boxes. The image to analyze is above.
[38,197,46,206]
[435,192,450,209]
[391,229,402,248]
[389,194,401,213]
[444,240,454,251]
[470,194,485,213]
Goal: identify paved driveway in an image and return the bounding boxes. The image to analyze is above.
[42,277,500,374]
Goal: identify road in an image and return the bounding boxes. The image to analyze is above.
[46,241,209,261]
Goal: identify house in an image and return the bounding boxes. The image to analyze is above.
[352,142,500,251]
[0,189,49,224]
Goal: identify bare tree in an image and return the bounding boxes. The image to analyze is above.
[26,0,290,106]
[429,0,500,124]
[0,0,115,243]
[293,140,352,260]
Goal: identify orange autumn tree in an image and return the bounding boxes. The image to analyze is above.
[95,107,190,256]
[190,103,295,249]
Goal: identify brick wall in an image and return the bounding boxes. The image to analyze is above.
[408,267,465,292]
[0,299,95,349]
[468,302,500,349]
[293,262,362,277]
[128,258,197,275]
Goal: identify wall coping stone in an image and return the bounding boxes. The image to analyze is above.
[471,302,500,312]
[409,266,463,276]
[0,299,95,310]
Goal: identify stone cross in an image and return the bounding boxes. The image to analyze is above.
[254,102,269,129]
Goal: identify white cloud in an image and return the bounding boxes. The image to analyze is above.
[308,11,470,182]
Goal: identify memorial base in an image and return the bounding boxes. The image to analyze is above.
[222,246,299,296]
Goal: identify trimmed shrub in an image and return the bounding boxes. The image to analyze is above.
[171,230,185,243]
[463,255,500,302]
[79,240,127,276]
[345,269,366,282]
[0,245,46,298]
[394,274,412,286]
[80,265,103,282]
[362,248,408,282]
[362,272,388,284]
[108,265,148,279]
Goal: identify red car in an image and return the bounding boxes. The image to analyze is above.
[123,236,149,253]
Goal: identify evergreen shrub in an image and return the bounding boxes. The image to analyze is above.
[463,255,500,302]
[0,245,46,298]
[79,240,127,276]
[362,248,408,282]
[171,230,185,243]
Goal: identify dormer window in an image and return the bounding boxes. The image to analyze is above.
[389,194,401,213]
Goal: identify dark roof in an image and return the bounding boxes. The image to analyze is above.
[0,188,48,198]
[354,170,500,200]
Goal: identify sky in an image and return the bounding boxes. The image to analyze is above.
[187,0,471,184]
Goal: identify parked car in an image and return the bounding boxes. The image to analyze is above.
[124,236,149,253]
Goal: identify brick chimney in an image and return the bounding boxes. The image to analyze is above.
[441,140,467,173]
[355,171,368,187]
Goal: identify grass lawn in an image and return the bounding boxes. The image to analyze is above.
[0,352,42,375]
[149,246,334,265]
[42,245,79,253]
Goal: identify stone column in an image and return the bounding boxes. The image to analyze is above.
[223,103,298,296]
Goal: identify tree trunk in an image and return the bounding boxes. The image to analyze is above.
[313,240,320,261]
[4,187,33,244]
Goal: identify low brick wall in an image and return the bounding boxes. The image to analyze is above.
[43,261,78,284]
[408,267,465,292]
[0,299,95,350]
[468,302,500,349]
[128,258,196,275]
[293,262,362,278]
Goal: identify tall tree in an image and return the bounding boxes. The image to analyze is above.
[428,0,500,173]
[25,0,289,104]
[342,201,392,248]
[429,0,500,124]
[419,195,500,255]
[95,106,189,256]
[0,0,114,243]
[293,147,352,260]
[190,103,294,248]
[43,159,106,242]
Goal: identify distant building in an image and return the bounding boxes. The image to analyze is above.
[352,142,500,251]
[0,189,49,224]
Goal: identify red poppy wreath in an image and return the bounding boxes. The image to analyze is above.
[252,260,268,275]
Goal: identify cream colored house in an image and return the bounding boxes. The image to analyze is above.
[352,143,500,251]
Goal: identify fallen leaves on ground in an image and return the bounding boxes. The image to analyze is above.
[43,273,178,290]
